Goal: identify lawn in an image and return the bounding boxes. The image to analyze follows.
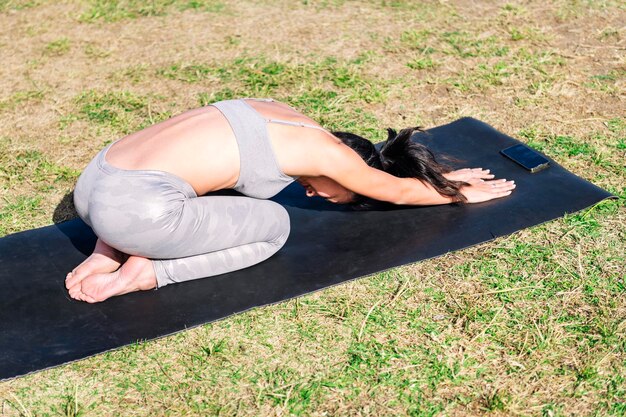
[0,0,624,415]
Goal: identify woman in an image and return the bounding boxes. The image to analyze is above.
[66,98,515,303]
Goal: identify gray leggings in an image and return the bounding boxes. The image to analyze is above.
[73,143,291,288]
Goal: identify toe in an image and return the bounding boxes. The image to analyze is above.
[77,291,89,302]
[65,271,85,289]
[83,294,99,303]
[68,287,82,300]
[65,272,78,289]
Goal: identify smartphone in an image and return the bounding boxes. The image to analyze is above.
[500,144,550,173]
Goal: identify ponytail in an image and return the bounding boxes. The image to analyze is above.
[379,127,466,203]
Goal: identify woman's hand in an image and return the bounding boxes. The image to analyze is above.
[444,168,494,184]
[445,168,515,203]
[460,179,516,203]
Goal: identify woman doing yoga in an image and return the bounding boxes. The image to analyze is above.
[66,98,516,303]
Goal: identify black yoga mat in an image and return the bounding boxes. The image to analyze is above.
[0,117,613,381]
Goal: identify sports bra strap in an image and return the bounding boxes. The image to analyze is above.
[241,98,327,132]
[265,118,327,132]
[244,98,275,102]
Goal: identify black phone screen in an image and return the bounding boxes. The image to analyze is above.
[500,144,550,173]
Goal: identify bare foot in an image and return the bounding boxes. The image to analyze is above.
[69,256,157,303]
[65,239,129,290]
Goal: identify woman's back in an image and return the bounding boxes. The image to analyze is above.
[104,99,332,196]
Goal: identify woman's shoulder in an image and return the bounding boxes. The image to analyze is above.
[271,128,343,178]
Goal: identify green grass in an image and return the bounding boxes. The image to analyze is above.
[7,150,79,185]
[391,28,510,58]
[0,0,42,11]
[389,25,565,96]
[0,90,45,111]
[79,0,226,22]
[407,56,438,70]
[447,48,564,93]
[0,195,43,236]
[63,89,172,136]
[442,31,509,58]
[44,37,71,56]
[117,55,387,139]
[83,43,112,59]
[519,119,626,178]
[66,55,388,140]
[157,55,387,105]
[584,69,625,95]
[0,141,81,235]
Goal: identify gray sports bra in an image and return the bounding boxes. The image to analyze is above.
[211,98,326,199]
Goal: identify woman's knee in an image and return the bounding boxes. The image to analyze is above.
[260,200,291,246]
[271,203,291,247]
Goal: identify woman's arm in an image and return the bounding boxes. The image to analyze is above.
[316,138,450,205]
[317,137,515,205]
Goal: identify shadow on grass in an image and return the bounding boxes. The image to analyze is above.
[52,191,78,225]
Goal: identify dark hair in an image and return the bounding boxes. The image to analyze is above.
[332,127,466,210]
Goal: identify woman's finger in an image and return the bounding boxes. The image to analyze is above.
[492,181,516,191]
[490,178,509,184]
[465,168,494,179]
[480,180,515,191]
